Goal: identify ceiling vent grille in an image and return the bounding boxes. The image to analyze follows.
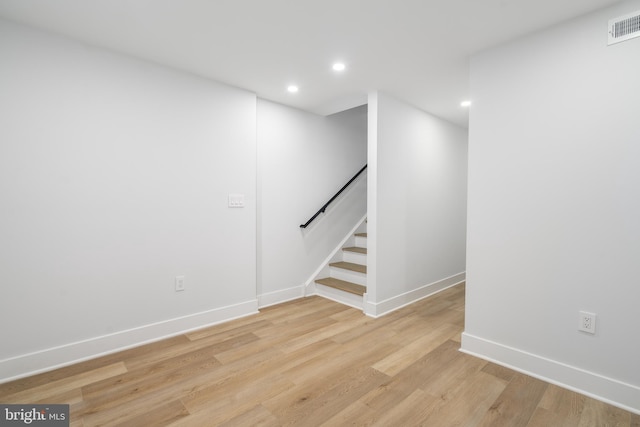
[608,11,640,45]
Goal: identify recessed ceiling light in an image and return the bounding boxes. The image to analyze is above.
[332,63,346,72]
[460,100,472,107]
[287,85,299,93]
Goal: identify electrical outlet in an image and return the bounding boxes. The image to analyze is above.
[578,311,596,334]
[175,276,185,292]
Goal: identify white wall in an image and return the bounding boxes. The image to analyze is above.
[0,19,257,380]
[367,92,467,316]
[463,0,640,412]
[257,100,367,306]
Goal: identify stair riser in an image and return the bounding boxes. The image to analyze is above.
[329,267,367,286]
[343,251,367,264]
[355,236,367,248]
[315,284,364,310]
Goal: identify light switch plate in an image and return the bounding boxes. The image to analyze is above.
[228,193,245,208]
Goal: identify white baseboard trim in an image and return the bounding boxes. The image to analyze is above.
[258,286,305,308]
[364,272,465,318]
[0,299,259,384]
[363,292,376,318]
[304,281,317,297]
[460,333,640,415]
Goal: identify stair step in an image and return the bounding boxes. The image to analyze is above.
[354,233,367,249]
[315,278,366,296]
[343,246,367,254]
[330,261,366,274]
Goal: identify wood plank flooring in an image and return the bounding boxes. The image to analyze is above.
[1,283,638,426]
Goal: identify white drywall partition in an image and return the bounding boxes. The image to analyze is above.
[0,19,257,380]
[463,0,640,413]
[367,92,467,316]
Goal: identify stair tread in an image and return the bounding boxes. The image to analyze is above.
[343,246,367,254]
[355,232,367,237]
[329,261,367,274]
[315,278,366,296]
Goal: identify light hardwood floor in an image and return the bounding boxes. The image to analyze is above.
[1,283,638,426]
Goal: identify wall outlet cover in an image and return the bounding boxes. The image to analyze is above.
[578,311,596,334]
[175,276,185,292]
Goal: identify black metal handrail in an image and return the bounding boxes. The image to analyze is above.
[300,164,367,229]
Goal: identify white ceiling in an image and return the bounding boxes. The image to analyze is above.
[0,0,622,128]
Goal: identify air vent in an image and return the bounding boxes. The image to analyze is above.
[608,10,640,45]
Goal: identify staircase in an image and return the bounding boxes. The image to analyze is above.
[314,228,367,310]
